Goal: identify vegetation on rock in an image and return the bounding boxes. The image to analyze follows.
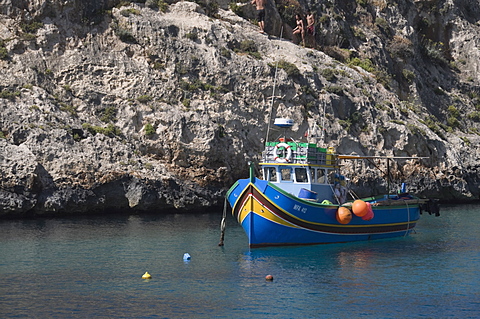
[0,0,479,217]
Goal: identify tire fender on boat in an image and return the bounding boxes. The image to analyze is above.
[273,142,292,163]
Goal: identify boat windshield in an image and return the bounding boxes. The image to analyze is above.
[263,166,335,185]
[280,168,292,181]
[315,168,326,184]
[264,167,277,181]
[295,167,308,183]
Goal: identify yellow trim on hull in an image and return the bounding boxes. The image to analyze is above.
[238,194,301,228]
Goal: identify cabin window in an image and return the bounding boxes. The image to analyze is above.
[295,168,308,183]
[280,168,292,181]
[316,169,326,184]
[264,167,277,182]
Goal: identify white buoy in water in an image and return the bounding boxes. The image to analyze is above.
[183,253,191,261]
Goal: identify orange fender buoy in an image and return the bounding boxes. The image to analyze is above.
[336,207,352,224]
[352,200,368,217]
[361,202,374,221]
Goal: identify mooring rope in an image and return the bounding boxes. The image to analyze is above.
[218,197,227,246]
[328,182,341,205]
[348,189,360,201]
[404,200,410,237]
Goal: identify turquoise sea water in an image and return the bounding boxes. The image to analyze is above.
[0,204,479,318]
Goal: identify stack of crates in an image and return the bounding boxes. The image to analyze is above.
[263,142,333,165]
[292,143,318,164]
[263,142,277,162]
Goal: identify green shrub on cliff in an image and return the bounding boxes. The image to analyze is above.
[20,21,44,34]
[146,0,169,12]
[348,57,375,72]
[58,102,77,117]
[0,89,20,100]
[234,40,262,59]
[0,40,8,60]
[468,111,480,122]
[100,106,117,123]
[137,95,153,103]
[185,31,198,41]
[275,0,301,26]
[275,60,300,77]
[144,123,155,136]
[82,123,121,137]
[120,8,140,16]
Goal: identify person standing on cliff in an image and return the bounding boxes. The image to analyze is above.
[306,10,316,47]
[251,0,266,34]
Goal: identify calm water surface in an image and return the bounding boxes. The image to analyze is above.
[1,204,479,318]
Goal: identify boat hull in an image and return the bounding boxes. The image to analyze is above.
[227,178,421,247]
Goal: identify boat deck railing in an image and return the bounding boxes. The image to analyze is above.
[343,198,429,207]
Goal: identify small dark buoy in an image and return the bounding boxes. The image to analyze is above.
[265,275,274,281]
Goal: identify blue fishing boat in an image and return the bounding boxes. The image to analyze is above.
[226,118,439,248]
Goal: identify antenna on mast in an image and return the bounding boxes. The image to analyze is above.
[265,26,284,144]
[305,99,327,146]
[319,99,327,146]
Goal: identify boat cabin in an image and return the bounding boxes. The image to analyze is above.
[260,141,340,203]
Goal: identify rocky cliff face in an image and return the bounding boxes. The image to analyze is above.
[0,0,479,217]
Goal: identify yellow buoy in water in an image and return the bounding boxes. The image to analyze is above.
[142,272,152,279]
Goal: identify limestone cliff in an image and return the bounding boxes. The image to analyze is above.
[0,0,479,217]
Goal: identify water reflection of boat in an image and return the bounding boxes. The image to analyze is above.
[226,118,439,248]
